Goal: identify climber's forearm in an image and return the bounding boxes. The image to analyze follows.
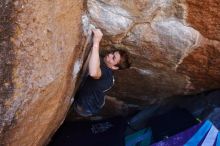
[89,42,101,79]
[88,29,103,79]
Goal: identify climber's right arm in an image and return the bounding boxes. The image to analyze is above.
[88,29,103,79]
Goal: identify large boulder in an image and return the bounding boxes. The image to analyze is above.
[1,0,220,145]
[0,0,85,145]
[87,0,220,104]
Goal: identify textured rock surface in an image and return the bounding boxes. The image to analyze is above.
[0,0,84,145]
[186,0,220,41]
[87,0,220,105]
[1,0,220,145]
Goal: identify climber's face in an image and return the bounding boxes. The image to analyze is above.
[104,51,121,70]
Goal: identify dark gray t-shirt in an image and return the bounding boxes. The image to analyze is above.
[74,60,114,115]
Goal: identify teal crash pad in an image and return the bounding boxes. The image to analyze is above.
[125,128,152,146]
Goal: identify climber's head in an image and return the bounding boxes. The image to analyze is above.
[104,49,131,70]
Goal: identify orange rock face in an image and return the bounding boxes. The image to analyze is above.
[1,0,84,145]
[186,0,220,41]
[177,41,220,90]
[1,0,220,145]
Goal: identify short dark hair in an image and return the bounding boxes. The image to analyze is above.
[114,49,131,70]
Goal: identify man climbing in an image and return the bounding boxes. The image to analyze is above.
[74,28,131,117]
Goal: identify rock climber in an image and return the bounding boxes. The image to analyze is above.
[73,28,131,117]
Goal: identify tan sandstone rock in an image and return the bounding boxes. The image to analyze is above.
[1,0,220,145]
[86,0,220,104]
[0,0,84,145]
